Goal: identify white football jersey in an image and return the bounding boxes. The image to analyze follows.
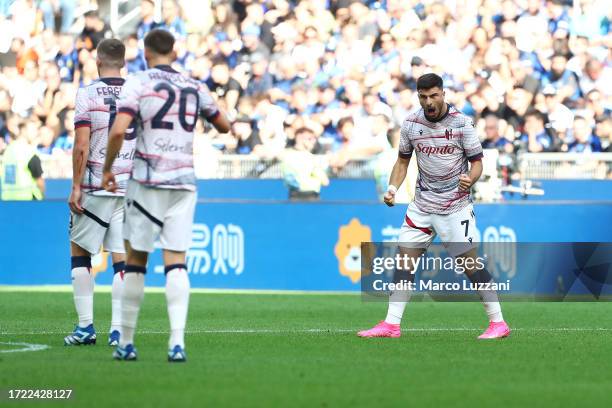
[399,105,483,215]
[74,77,136,196]
[116,65,220,191]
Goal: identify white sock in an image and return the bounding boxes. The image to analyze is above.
[72,266,94,327]
[384,290,411,325]
[165,266,190,349]
[482,300,504,322]
[110,268,124,333]
[120,272,145,347]
[478,282,504,322]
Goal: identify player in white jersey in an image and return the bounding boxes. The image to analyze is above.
[65,39,136,347]
[101,29,231,362]
[358,74,511,339]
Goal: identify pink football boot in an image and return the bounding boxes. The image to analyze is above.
[357,321,401,338]
[478,321,511,339]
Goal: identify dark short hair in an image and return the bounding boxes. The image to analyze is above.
[416,73,443,91]
[97,39,126,69]
[551,52,567,60]
[337,116,354,129]
[524,109,545,122]
[144,29,175,55]
[295,127,315,137]
[84,10,99,19]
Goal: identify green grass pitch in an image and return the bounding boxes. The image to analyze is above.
[1,291,611,407]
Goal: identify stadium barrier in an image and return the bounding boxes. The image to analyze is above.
[518,152,612,179]
[2,152,612,180]
[1,200,610,291]
[18,178,612,202]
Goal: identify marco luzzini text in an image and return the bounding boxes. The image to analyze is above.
[371,280,511,292]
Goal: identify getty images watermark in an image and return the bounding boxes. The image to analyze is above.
[370,252,511,292]
[360,242,612,301]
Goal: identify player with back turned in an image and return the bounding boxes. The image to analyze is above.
[64,38,136,347]
[357,73,511,339]
[102,29,231,362]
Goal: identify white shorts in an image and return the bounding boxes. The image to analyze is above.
[123,180,196,253]
[398,203,478,256]
[70,194,125,255]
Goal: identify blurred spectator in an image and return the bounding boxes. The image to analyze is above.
[137,0,158,41]
[594,116,611,152]
[244,53,272,97]
[240,25,270,61]
[481,114,513,153]
[124,34,147,73]
[79,10,112,51]
[39,0,75,33]
[206,59,242,113]
[243,2,274,52]
[159,0,186,40]
[281,126,329,201]
[520,110,554,153]
[567,116,602,152]
[232,115,260,155]
[541,53,581,102]
[584,89,609,118]
[52,108,74,152]
[55,34,79,83]
[578,58,612,97]
[539,85,574,138]
[330,116,387,171]
[0,125,45,200]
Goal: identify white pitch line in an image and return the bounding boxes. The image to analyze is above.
[0,341,50,353]
[0,327,610,336]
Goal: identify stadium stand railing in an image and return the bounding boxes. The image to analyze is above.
[518,153,612,179]
[2,152,612,180]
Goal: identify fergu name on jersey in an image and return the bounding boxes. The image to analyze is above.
[416,143,456,156]
[96,86,121,97]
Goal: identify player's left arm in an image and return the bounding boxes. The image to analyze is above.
[459,119,484,192]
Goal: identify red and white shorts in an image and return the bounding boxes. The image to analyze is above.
[398,203,478,256]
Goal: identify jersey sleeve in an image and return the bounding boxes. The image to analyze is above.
[198,83,220,122]
[462,118,483,162]
[398,120,413,159]
[74,87,91,129]
[116,74,142,118]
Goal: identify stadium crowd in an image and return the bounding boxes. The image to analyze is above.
[0,0,610,174]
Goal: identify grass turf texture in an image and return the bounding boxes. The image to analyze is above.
[1,291,611,407]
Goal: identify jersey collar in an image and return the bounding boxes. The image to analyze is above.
[99,77,125,86]
[154,64,179,73]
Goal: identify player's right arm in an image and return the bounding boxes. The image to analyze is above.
[210,111,231,134]
[69,88,91,213]
[384,156,410,207]
[384,120,414,207]
[198,83,231,133]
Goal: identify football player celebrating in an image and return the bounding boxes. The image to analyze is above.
[358,74,511,340]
